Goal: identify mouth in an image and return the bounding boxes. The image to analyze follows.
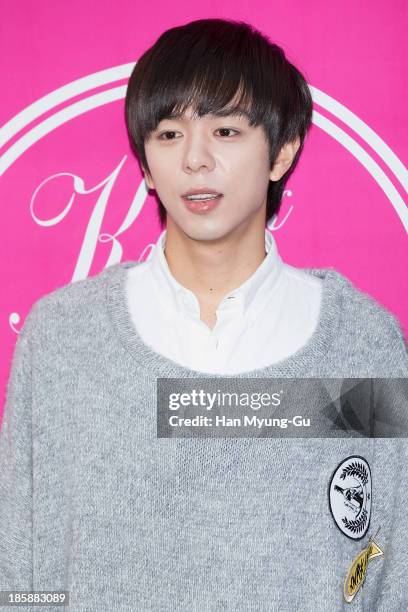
[181,193,223,214]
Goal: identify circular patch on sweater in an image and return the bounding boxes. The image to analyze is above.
[328,455,371,540]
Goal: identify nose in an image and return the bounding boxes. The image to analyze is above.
[182,131,216,174]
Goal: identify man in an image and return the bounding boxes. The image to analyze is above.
[1,17,407,611]
[124,17,322,374]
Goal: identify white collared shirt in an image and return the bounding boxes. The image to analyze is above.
[126,229,323,374]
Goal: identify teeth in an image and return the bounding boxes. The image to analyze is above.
[186,194,219,200]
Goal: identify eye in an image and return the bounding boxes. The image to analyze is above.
[216,128,240,137]
[158,131,180,141]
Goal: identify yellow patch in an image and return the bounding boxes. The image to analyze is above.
[343,538,384,603]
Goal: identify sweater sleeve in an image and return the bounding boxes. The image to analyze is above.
[374,440,408,611]
[0,303,38,603]
[363,302,408,376]
[389,315,408,373]
[368,299,408,376]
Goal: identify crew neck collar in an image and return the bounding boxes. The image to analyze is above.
[105,261,344,378]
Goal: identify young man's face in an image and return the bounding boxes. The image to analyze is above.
[143,105,297,243]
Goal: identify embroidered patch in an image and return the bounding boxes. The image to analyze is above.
[328,455,372,540]
[343,537,384,603]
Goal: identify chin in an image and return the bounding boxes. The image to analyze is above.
[180,221,239,243]
[167,207,244,242]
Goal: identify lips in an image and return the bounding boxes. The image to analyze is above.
[181,188,223,197]
[182,193,223,214]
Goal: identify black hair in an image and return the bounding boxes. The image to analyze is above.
[125,18,313,227]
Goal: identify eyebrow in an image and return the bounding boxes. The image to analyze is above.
[163,107,251,121]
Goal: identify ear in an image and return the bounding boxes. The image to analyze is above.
[142,165,155,190]
[269,137,301,182]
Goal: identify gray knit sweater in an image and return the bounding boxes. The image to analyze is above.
[1,261,407,612]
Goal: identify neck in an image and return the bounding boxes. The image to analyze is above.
[163,216,267,306]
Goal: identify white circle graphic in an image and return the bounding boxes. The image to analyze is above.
[329,455,372,540]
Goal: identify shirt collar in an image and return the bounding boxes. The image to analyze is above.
[149,228,283,324]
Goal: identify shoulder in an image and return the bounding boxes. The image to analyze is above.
[333,269,405,336]
[32,263,120,314]
[326,268,408,375]
[25,262,134,342]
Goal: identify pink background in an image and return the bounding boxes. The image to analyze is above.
[1,1,407,417]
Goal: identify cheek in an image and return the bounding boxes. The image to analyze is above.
[228,159,270,210]
[145,151,166,177]
[224,141,270,176]
[146,157,176,194]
